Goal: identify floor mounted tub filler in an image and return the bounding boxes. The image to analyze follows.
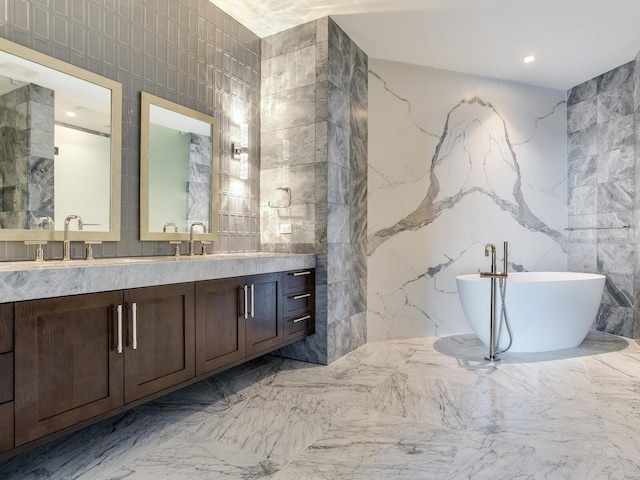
[456,272,606,353]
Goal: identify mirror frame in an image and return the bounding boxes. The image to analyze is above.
[0,37,122,242]
[139,92,220,242]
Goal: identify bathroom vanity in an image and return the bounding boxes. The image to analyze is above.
[0,253,315,459]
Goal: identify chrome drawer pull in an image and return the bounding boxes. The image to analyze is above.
[250,284,255,319]
[293,293,311,300]
[293,315,311,323]
[117,304,123,354]
[132,302,138,350]
[292,271,311,276]
[243,285,248,320]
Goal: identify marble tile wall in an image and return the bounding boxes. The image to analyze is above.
[567,61,637,337]
[636,50,640,339]
[261,18,368,364]
[0,83,54,230]
[0,0,260,260]
[186,132,212,231]
[368,60,568,341]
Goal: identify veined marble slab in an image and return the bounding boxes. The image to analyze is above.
[0,253,315,303]
[367,59,568,341]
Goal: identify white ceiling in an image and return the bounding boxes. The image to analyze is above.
[212,0,640,91]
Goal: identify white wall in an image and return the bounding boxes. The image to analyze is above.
[367,59,568,342]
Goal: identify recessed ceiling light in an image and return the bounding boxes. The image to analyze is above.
[65,111,77,117]
[523,55,536,64]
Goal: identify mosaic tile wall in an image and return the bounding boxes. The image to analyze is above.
[0,0,260,260]
[567,60,638,337]
[261,18,368,364]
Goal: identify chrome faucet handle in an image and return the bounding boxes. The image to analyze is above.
[200,241,211,256]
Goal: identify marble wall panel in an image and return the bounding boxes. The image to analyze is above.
[568,243,597,273]
[368,59,567,341]
[264,18,367,363]
[567,97,596,133]
[597,179,634,214]
[597,62,634,93]
[568,60,638,338]
[568,155,597,188]
[598,147,635,182]
[568,125,598,159]
[262,45,316,96]
[568,78,597,106]
[597,83,634,123]
[597,115,634,154]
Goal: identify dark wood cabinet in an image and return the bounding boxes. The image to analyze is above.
[5,267,314,459]
[0,302,14,454]
[123,284,195,403]
[283,270,315,340]
[195,277,246,375]
[245,273,284,356]
[14,291,124,446]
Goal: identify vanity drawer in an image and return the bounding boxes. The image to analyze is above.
[285,313,314,337]
[0,352,13,404]
[284,270,314,295]
[283,269,314,338]
[284,291,313,319]
[0,303,13,354]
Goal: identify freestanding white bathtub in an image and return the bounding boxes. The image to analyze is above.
[456,272,606,353]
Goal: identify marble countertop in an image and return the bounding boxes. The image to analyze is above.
[0,252,316,303]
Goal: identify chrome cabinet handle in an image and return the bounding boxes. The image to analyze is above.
[293,315,311,324]
[132,302,137,350]
[117,304,123,354]
[293,271,311,276]
[250,284,255,318]
[293,293,311,300]
[244,285,248,320]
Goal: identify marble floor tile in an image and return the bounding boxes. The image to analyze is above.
[201,386,344,464]
[0,409,185,480]
[272,409,462,480]
[102,436,281,480]
[3,330,640,480]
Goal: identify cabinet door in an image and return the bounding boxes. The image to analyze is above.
[123,283,195,403]
[195,277,245,375]
[14,291,124,446]
[245,273,283,356]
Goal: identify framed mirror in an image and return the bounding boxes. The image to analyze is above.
[140,92,219,241]
[0,37,121,242]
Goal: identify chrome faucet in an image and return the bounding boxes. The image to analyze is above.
[189,222,207,256]
[163,222,178,233]
[484,243,496,274]
[37,216,54,230]
[480,242,509,363]
[63,215,83,261]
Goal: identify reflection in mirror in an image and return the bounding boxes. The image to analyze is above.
[140,92,219,241]
[0,37,121,241]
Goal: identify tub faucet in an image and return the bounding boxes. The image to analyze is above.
[484,243,496,274]
[189,222,207,256]
[63,215,83,261]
